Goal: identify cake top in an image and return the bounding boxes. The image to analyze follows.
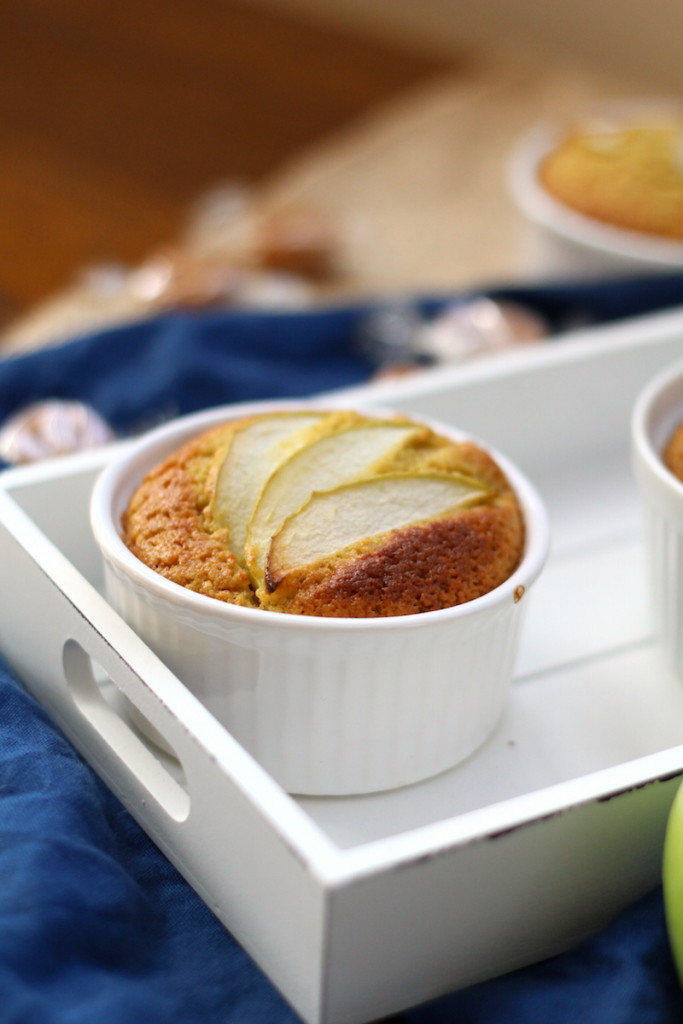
[122,408,525,617]
[538,114,683,240]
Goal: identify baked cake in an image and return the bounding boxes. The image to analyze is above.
[539,115,683,240]
[664,421,683,481]
[122,409,525,617]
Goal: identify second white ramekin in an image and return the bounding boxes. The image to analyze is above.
[633,359,683,676]
[508,102,683,279]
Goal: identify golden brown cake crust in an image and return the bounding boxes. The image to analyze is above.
[122,412,525,617]
[539,122,683,240]
[122,422,257,606]
[262,501,523,617]
[664,422,683,483]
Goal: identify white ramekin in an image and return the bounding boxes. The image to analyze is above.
[90,400,549,796]
[633,359,683,676]
[508,101,683,279]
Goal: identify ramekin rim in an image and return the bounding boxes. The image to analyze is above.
[90,400,550,632]
[632,356,683,490]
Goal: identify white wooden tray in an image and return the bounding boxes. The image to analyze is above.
[3,306,683,1024]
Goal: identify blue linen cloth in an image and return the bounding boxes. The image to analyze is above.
[3,277,683,1024]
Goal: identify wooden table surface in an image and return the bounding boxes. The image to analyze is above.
[0,0,447,316]
[0,1,641,353]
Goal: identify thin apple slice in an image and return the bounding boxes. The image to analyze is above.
[210,410,329,562]
[266,472,490,589]
[245,420,421,583]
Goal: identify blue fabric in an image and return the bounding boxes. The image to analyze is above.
[2,279,683,1023]
[2,273,683,434]
[0,663,301,1024]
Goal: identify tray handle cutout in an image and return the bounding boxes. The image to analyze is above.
[63,638,190,823]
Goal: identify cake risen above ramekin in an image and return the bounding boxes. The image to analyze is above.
[91,400,548,795]
[121,408,525,617]
[538,115,683,241]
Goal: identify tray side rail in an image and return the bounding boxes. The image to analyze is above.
[0,484,338,1024]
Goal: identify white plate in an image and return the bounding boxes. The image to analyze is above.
[3,305,683,1024]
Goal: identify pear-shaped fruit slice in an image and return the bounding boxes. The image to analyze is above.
[266,472,490,590]
[210,410,329,562]
[245,420,420,584]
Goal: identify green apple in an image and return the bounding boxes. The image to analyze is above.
[663,779,683,981]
